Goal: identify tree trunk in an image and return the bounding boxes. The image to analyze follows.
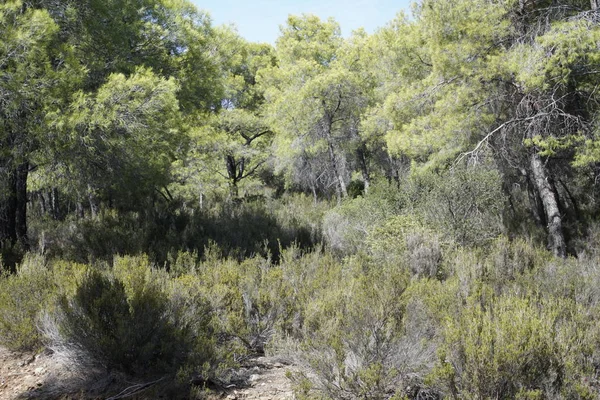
[324,127,348,199]
[50,187,60,220]
[87,184,99,219]
[311,184,318,204]
[39,191,47,215]
[592,0,598,10]
[229,182,239,199]
[0,162,28,271]
[356,144,370,194]
[522,168,546,227]
[529,151,566,258]
[76,200,85,219]
[0,166,17,245]
[15,162,29,250]
[226,154,241,199]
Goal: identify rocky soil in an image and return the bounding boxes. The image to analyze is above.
[222,357,294,400]
[0,347,60,400]
[0,347,294,400]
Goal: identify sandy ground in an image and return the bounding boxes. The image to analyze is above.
[0,347,294,400]
[0,347,58,400]
[223,358,294,400]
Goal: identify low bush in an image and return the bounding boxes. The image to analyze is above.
[0,254,54,351]
[30,194,326,268]
[322,167,504,258]
[289,256,434,399]
[5,223,600,400]
[49,255,217,377]
[431,289,593,399]
[420,166,505,247]
[182,247,296,356]
[367,216,445,279]
[322,193,395,255]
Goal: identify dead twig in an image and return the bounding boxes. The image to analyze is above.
[105,376,167,400]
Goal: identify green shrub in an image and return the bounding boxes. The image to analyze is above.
[320,177,432,257]
[291,256,416,399]
[167,250,200,277]
[367,216,445,278]
[420,166,505,247]
[271,193,329,248]
[0,254,54,351]
[484,237,549,290]
[275,245,345,339]
[50,259,89,297]
[189,248,297,356]
[29,194,325,269]
[323,194,396,255]
[61,211,145,263]
[322,166,504,258]
[432,291,590,399]
[234,257,296,354]
[441,237,551,297]
[53,256,216,376]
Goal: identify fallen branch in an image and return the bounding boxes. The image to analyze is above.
[106,376,166,400]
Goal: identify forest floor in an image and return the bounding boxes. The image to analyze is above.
[0,347,295,399]
[219,357,295,400]
[0,346,58,400]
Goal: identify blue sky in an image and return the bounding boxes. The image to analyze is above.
[191,0,413,44]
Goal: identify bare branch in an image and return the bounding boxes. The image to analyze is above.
[106,377,167,400]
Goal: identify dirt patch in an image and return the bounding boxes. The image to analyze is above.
[0,348,295,399]
[0,347,58,399]
[223,357,295,400]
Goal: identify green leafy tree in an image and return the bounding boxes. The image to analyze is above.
[212,110,273,198]
[0,0,225,267]
[53,0,222,209]
[378,0,600,257]
[56,68,183,213]
[0,1,83,256]
[193,34,276,199]
[261,15,373,200]
[360,12,429,182]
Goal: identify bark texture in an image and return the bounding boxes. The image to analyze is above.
[0,166,18,245]
[15,162,29,249]
[529,151,566,258]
